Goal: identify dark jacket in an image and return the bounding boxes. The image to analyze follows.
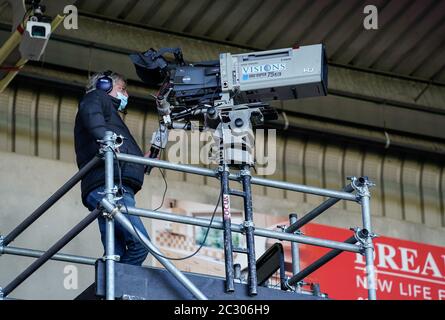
[74,89,145,207]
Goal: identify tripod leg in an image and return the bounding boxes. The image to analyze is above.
[241,165,258,296]
[220,166,235,292]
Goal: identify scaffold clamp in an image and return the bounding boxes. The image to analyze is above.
[351,227,377,254]
[348,176,375,201]
[0,235,4,256]
[102,255,120,262]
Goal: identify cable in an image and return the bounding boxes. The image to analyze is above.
[0,64,26,71]
[170,104,202,120]
[108,146,133,228]
[143,188,222,261]
[153,114,168,211]
[153,162,167,211]
[147,117,224,260]
[145,189,221,261]
[21,8,32,26]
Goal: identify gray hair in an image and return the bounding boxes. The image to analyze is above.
[86,71,126,93]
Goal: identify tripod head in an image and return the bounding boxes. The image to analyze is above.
[210,103,272,168]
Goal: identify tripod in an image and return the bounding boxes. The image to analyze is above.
[213,105,260,296]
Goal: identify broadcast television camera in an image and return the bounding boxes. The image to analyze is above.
[130,45,328,168]
[130,44,327,122]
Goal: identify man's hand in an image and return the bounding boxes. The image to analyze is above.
[144,147,161,175]
[144,125,168,174]
[144,150,161,160]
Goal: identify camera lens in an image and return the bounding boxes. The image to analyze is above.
[31,25,46,37]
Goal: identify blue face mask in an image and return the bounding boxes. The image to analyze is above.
[116,92,128,111]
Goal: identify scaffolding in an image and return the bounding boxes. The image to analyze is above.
[0,131,377,300]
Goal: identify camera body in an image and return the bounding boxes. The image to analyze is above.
[131,44,327,110]
[171,62,221,105]
[25,20,51,39]
[131,44,328,166]
[220,45,327,103]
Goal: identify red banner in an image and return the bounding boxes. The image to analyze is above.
[283,223,445,300]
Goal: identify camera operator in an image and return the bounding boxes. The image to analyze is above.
[74,70,149,266]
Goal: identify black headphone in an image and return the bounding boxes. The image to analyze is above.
[95,70,113,93]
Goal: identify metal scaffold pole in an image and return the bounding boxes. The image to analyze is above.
[115,153,357,201]
[219,165,235,293]
[123,206,362,252]
[288,214,301,292]
[1,246,96,265]
[353,177,377,300]
[102,131,118,300]
[286,233,365,287]
[240,165,257,296]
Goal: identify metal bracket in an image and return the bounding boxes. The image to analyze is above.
[102,255,120,262]
[216,165,231,181]
[284,278,293,291]
[243,220,255,230]
[102,210,110,218]
[98,186,120,197]
[102,204,121,219]
[0,287,4,300]
[0,235,4,256]
[97,133,125,154]
[98,185,119,209]
[279,225,303,235]
[239,167,251,177]
[239,221,255,235]
[99,188,121,219]
[351,227,377,254]
[348,176,375,202]
[284,277,302,292]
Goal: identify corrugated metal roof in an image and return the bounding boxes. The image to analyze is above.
[74,0,445,83]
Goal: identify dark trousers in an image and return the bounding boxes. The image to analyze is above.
[85,185,149,266]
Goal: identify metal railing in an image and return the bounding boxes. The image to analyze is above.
[0,131,377,300]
